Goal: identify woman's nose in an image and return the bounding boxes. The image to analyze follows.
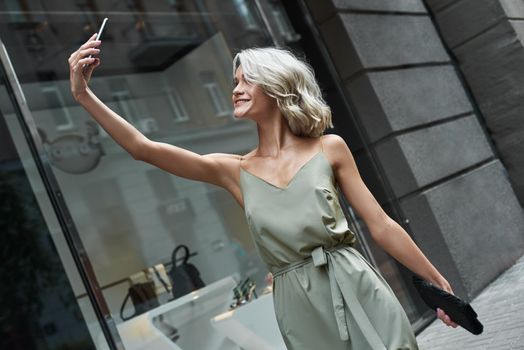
[232,84,242,95]
[232,87,244,98]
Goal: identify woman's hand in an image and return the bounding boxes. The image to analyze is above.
[68,33,102,101]
[432,277,459,328]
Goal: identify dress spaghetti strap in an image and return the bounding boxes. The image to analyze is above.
[239,154,244,177]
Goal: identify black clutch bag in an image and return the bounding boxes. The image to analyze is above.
[412,275,484,335]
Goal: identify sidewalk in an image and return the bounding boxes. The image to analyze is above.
[416,253,524,349]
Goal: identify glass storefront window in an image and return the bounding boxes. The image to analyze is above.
[233,0,261,30]
[0,1,287,348]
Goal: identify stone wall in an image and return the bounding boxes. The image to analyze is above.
[305,0,524,300]
[426,0,524,207]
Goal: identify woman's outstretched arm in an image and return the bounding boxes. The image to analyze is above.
[69,34,143,154]
[322,133,459,328]
[68,33,235,189]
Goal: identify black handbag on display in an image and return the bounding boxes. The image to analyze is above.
[168,244,205,299]
[412,275,484,335]
[120,281,159,321]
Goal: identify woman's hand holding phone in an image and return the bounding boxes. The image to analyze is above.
[68,33,102,101]
[67,18,152,161]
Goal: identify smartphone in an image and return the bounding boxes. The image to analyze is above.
[85,17,108,66]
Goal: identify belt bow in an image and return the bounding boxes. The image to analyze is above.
[310,246,386,349]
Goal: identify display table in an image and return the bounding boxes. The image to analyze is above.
[210,293,286,350]
[96,276,285,350]
[98,276,237,350]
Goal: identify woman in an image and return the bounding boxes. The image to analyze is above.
[69,34,458,349]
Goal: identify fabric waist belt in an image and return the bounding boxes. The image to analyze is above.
[272,244,386,349]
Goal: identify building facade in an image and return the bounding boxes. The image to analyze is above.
[0,1,523,349]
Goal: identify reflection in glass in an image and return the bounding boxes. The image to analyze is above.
[163,78,189,122]
[200,70,232,117]
[41,84,74,131]
[233,0,261,30]
[1,2,274,348]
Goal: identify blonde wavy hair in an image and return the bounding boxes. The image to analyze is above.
[232,47,333,137]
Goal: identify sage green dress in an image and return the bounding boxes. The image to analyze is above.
[239,139,419,350]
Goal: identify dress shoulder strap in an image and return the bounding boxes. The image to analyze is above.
[239,155,244,174]
[320,135,324,152]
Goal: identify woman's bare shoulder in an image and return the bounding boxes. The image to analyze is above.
[321,133,345,146]
[320,133,348,169]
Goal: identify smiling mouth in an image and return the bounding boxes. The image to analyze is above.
[234,99,250,106]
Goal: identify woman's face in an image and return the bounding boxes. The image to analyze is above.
[232,65,276,120]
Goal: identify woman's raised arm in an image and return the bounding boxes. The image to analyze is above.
[69,33,153,160]
[68,34,232,189]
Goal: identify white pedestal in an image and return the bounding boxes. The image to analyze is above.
[210,293,287,350]
[98,276,238,350]
[97,277,286,350]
